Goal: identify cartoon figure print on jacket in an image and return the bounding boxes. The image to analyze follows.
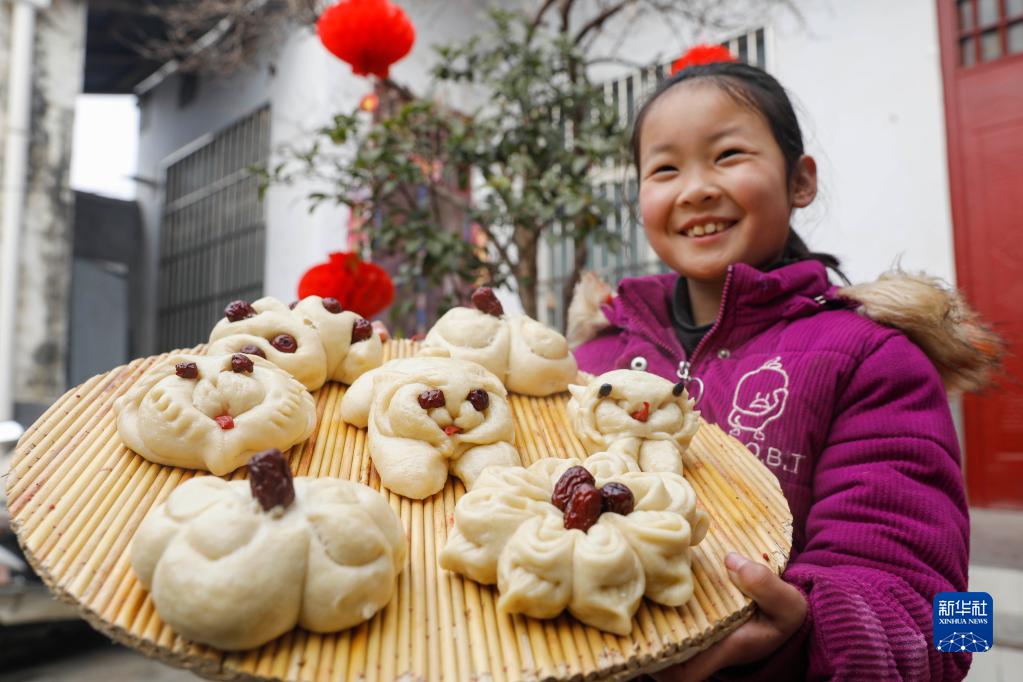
[726,356,790,441]
[568,259,1000,681]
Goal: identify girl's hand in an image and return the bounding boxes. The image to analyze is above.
[652,553,808,682]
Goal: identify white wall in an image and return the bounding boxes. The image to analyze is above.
[770,0,955,286]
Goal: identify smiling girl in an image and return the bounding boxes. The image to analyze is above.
[570,53,1000,681]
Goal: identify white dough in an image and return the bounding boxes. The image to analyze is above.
[131,477,406,651]
[339,357,520,499]
[420,307,577,397]
[115,353,316,475]
[567,369,700,474]
[208,295,383,390]
[439,452,709,635]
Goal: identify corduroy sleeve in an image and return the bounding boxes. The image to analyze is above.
[734,333,971,681]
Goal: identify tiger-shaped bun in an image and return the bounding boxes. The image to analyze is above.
[567,369,699,475]
[340,357,520,499]
[115,353,315,475]
[208,295,382,391]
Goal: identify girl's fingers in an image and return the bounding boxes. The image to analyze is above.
[725,552,807,626]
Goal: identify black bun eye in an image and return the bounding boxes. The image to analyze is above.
[672,381,686,396]
[598,383,612,398]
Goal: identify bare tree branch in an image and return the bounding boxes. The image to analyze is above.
[126,0,320,75]
[572,0,640,45]
[530,0,560,29]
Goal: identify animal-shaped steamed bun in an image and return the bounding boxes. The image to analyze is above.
[419,287,577,396]
[567,370,700,475]
[115,353,316,475]
[131,449,406,650]
[340,356,520,499]
[208,295,382,391]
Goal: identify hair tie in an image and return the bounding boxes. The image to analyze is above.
[670,44,738,74]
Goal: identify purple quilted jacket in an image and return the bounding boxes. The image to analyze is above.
[573,260,971,681]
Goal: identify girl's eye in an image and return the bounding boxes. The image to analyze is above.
[653,165,677,174]
[717,149,745,161]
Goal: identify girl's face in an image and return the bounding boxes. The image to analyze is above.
[637,81,817,284]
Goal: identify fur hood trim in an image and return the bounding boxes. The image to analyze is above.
[567,269,1003,393]
[838,271,1002,393]
[566,271,613,349]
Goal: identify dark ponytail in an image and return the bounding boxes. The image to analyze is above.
[632,61,848,283]
[783,231,849,285]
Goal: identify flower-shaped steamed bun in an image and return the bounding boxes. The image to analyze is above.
[439,452,709,635]
[115,353,315,475]
[340,356,519,499]
[567,370,700,475]
[208,295,382,391]
[419,287,577,396]
[131,449,406,650]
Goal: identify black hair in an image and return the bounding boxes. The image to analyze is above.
[631,61,847,282]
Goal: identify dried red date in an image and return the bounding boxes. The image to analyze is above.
[322,297,343,313]
[600,482,635,516]
[630,401,650,422]
[417,389,446,409]
[225,300,255,322]
[271,333,298,353]
[471,287,504,317]
[231,354,254,373]
[214,415,235,430]
[248,448,295,511]
[551,466,595,512]
[175,362,198,379]
[467,388,489,411]
[239,344,266,358]
[563,484,601,531]
[443,425,462,436]
[351,318,373,343]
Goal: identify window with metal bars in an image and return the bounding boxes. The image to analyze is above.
[537,29,767,330]
[156,106,270,351]
[957,0,1023,66]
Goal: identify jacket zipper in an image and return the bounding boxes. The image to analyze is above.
[678,266,736,383]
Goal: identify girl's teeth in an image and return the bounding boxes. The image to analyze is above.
[687,222,730,236]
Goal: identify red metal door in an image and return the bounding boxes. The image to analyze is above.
[937,0,1023,508]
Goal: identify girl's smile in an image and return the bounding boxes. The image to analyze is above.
[676,215,738,238]
[636,81,816,287]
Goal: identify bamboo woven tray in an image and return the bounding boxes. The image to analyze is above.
[7,340,792,682]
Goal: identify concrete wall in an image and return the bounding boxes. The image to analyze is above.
[68,258,128,386]
[134,0,489,355]
[0,0,87,423]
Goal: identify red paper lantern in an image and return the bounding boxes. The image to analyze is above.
[670,44,738,74]
[298,252,395,319]
[317,0,416,80]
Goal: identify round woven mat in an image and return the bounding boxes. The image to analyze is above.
[7,340,792,681]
